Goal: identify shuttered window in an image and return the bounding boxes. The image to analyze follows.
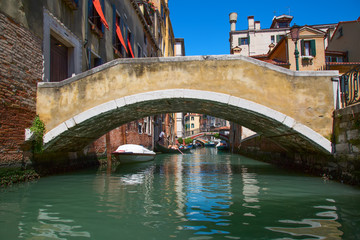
[300,40,316,57]
[276,35,284,43]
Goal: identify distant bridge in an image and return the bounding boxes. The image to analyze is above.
[36,55,338,155]
[186,132,229,141]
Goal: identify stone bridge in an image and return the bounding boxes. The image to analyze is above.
[36,55,339,155]
[187,132,230,141]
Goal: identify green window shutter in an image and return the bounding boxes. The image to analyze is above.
[310,40,316,56]
[248,36,250,45]
[300,40,305,56]
[276,35,280,43]
[238,38,241,46]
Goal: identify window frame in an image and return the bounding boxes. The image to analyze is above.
[113,10,125,57]
[88,0,105,37]
[300,39,316,57]
[239,37,249,45]
[126,28,134,58]
[138,122,143,134]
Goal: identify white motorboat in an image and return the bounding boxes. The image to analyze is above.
[112,144,156,163]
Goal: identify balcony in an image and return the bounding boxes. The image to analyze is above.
[136,0,154,26]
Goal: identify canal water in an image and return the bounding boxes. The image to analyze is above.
[1,148,360,240]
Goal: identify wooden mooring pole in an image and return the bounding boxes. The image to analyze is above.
[106,133,112,170]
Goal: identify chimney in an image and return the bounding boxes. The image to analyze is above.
[268,43,275,52]
[255,21,261,30]
[248,16,254,30]
[229,12,238,32]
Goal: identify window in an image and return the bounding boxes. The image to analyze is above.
[276,35,284,43]
[87,47,102,69]
[326,56,344,63]
[113,12,125,57]
[88,0,105,36]
[144,117,151,135]
[278,22,289,28]
[239,37,249,45]
[271,35,275,43]
[338,27,343,38]
[127,29,134,58]
[138,123,143,134]
[191,123,195,129]
[191,116,194,121]
[301,40,316,57]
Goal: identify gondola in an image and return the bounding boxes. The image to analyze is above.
[155,143,191,154]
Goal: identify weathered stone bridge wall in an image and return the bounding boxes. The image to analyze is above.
[36,55,338,155]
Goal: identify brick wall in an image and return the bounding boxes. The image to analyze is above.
[0,13,43,167]
[91,119,153,156]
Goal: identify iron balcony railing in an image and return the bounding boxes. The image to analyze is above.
[340,65,360,108]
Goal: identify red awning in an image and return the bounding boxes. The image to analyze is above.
[127,38,134,58]
[116,23,128,53]
[93,0,109,29]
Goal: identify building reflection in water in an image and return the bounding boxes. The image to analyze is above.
[241,166,261,220]
[1,149,352,239]
[267,198,343,239]
[180,150,234,235]
[18,205,91,239]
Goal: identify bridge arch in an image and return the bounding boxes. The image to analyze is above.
[43,89,331,154]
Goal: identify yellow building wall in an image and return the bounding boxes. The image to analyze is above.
[287,30,326,71]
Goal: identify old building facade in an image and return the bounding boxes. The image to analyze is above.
[0,0,175,166]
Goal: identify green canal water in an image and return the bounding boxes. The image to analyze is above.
[1,148,360,240]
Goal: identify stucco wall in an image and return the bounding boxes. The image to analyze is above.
[287,30,326,71]
[327,21,360,62]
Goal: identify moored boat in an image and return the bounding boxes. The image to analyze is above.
[155,143,191,154]
[216,140,229,150]
[112,144,156,163]
[204,141,216,147]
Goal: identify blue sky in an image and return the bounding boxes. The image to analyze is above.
[168,0,360,56]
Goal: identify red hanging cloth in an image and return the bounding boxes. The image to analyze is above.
[127,38,134,58]
[93,0,109,29]
[116,23,128,53]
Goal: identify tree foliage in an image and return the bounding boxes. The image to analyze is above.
[30,115,45,153]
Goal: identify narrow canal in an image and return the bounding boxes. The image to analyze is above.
[1,148,359,239]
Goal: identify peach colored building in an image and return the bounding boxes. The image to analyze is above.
[257,26,328,71]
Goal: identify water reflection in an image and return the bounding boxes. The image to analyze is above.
[19,205,90,239]
[267,198,343,239]
[1,148,357,239]
[242,167,260,209]
[181,149,234,236]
